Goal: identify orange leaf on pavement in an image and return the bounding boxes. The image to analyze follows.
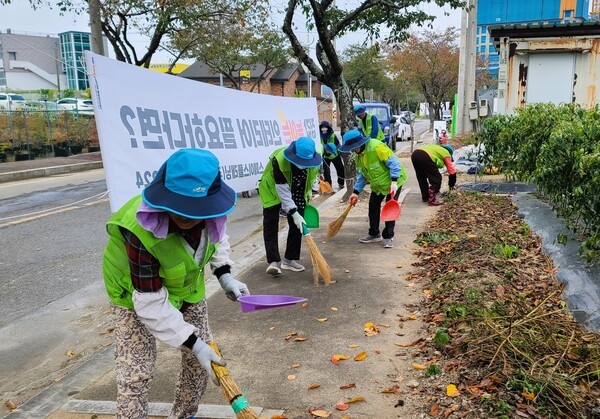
[331,354,350,365]
[335,401,349,411]
[345,396,365,404]
[340,383,356,389]
[354,351,367,361]
[308,384,320,390]
[309,410,330,418]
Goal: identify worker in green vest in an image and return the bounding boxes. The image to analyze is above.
[411,143,457,205]
[319,120,345,190]
[258,137,322,275]
[339,129,407,249]
[354,104,385,142]
[102,149,250,418]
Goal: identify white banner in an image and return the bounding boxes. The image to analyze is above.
[84,52,320,212]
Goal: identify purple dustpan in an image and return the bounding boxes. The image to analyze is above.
[238,295,307,313]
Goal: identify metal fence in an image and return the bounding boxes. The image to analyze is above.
[0,109,99,162]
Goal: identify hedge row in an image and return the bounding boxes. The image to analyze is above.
[476,103,600,263]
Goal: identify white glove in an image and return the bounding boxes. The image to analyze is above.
[218,273,250,301]
[349,193,359,206]
[390,181,398,198]
[291,211,305,231]
[191,339,226,386]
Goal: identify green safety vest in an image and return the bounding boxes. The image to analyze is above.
[359,114,385,142]
[322,132,339,158]
[355,139,407,195]
[102,195,216,310]
[258,147,321,208]
[420,144,451,169]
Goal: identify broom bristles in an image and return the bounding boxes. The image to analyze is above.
[304,234,333,285]
[327,204,353,238]
[209,342,260,419]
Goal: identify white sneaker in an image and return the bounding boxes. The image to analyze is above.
[266,261,282,276]
[359,234,382,243]
[281,258,305,272]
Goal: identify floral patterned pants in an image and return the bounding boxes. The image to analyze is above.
[111,299,212,419]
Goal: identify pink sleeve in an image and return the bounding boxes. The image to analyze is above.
[444,157,456,175]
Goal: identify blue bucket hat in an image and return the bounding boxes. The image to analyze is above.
[142,149,237,219]
[354,104,367,116]
[284,137,322,168]
[339,129,369,153]
[442,144,454,161]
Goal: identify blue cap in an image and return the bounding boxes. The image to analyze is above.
[442,144,454,161]
[339,129,369,153]
[354,105,366,116]
[283,137,322,168]
[142,149,237,219]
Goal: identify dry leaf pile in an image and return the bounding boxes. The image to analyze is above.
[409,191,600,418]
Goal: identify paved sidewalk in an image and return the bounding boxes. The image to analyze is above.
[0,152,103,183]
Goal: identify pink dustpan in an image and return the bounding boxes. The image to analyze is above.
[238,295,307,313]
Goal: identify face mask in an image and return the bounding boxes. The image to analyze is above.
[321,128,328,134]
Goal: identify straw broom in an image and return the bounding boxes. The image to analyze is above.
[302,225,333,286]
[208,342,260,419]
[327,204,353,238]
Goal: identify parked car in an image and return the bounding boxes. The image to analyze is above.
[400,111,416,122]
[0,93,26,110]
[56,98,94,114]
[392,115,412,143]
[355,102,398,150]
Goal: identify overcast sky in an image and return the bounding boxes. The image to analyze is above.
[0,0,462,63]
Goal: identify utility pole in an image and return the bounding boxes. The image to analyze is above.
[88,0,105,55]
[456,0,477,136]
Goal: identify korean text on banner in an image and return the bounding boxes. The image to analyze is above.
[84,51,319,213]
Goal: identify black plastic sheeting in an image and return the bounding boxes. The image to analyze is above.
[458,181,600,333]
[513,193,600,333]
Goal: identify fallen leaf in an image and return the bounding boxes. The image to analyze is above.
[522,390,535,400]
[331,307,338,311]
[446,384,461,397]
[269,326,275,331]
[412,363,427,370]
[316,318,328,322]
[308,384,320,389]
[66,349,76,358]
[429,402,440,416]
[344,269,350,273]
[309,410,330,418]
[381,385,400,394]
[331,354,350,365]
[340,383,356,389]
[287,375,296,380]
[354,351,367,361]
[395,338,425,347]
[378,323,390,328]
[345,396,365,403]
[335,400,349,411]
[294,337,308,342]
[347,343,359,348]
[408,314,418,320]
[443,405,459,417]
[5,400,17,411]
[270,415,288,419]
[291,363,300,368]
[374,349,381,354]
[301,303,309,308]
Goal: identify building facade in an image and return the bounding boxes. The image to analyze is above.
[0,29,107,93]
[0,29,66,92]
[478,0,590,77]
[490,21,600,114]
